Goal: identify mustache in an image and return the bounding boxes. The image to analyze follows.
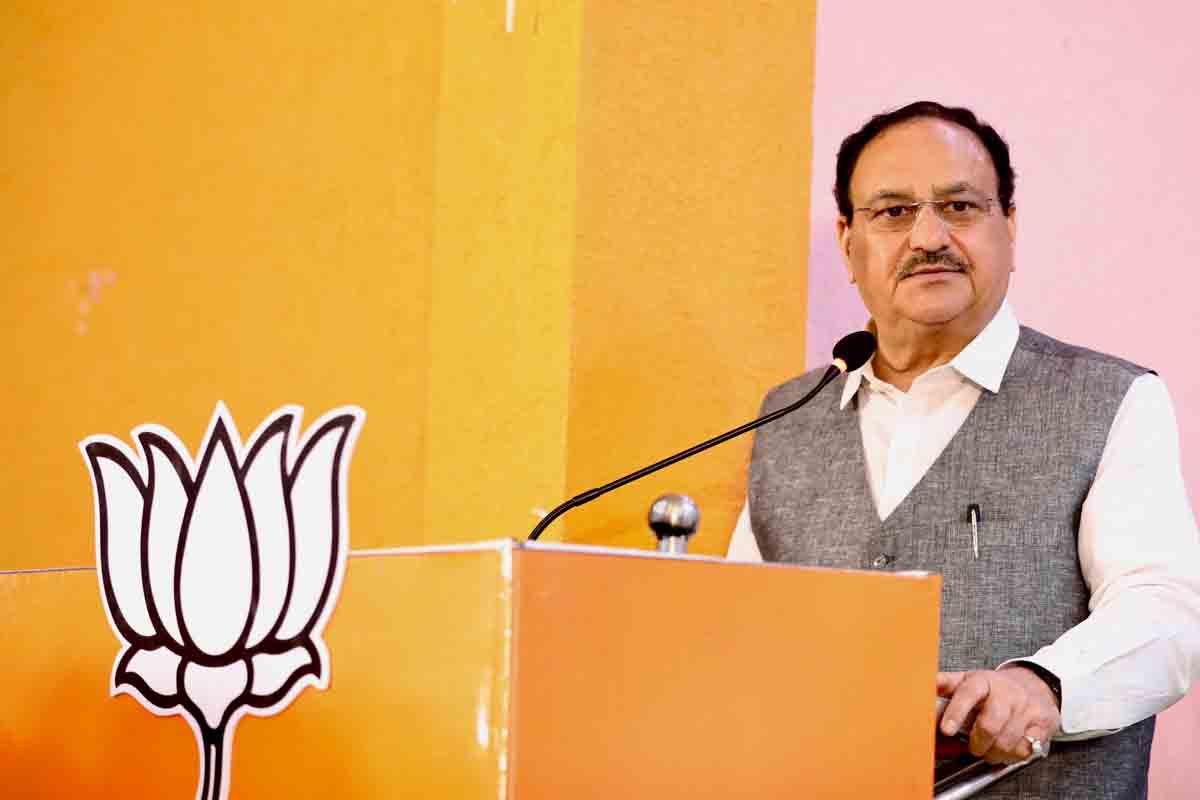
[898,252,969,279]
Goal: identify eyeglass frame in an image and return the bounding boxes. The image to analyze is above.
[852,197,1000,232]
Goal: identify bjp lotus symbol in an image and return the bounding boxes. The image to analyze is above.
[81,402,364,800]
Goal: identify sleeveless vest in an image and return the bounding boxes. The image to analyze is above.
[748,326,1154,799]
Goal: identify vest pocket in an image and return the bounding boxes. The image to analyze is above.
[932,517,1085,670]
[936,516,1077,569]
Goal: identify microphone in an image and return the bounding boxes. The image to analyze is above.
[830,330,876,375]
[526,330,877,541]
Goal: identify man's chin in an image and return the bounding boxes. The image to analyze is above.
[900,300,974,328]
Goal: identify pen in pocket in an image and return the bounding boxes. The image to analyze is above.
[967,503,981,559]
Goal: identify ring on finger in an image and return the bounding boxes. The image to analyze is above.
[1024,735,1045,758]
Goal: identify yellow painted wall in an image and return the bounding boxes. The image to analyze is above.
[2,0,442,568]
[564,3,816,553]
[3,1,817,568]
[422,0,582,543]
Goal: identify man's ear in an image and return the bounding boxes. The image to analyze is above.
[1006,204,1017,272]
[836,216,855,284]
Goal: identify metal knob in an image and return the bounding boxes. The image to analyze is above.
[648,494,700,554]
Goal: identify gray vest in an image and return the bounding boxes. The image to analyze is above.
[748,326,1154,799]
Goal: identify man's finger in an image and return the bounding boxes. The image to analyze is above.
[981,742,1027,766]
[1022,723,1053,759]
[940,672,991,736]
[936,671,966,696]
[989,701,1031,758]
[968,692,1014,759]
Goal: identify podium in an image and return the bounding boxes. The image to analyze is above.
[0,540,941,798]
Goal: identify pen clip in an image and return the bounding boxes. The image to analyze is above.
[967,504,981,560]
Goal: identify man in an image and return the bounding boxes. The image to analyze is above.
[727,101,1200,798]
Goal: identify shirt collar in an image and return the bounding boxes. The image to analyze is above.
[838,300,1020,409]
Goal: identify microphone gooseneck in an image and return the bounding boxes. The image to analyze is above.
[526,330,877,541]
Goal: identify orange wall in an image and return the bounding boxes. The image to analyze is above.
[3,1,817,568]
[421,0,582,544]
[2,0,441,568]
[565,3,816,553]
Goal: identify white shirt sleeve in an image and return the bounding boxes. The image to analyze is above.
[726,501,764,562]
[1009,373,1200,737]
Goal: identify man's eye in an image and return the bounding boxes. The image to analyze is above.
[947,201,974,213]
[881,205,912,218]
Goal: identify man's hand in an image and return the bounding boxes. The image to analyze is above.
[936,666,1061,764]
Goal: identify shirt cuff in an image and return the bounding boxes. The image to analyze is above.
[997,655,1122,741]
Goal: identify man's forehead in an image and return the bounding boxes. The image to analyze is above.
[849,118,999,202]
[864,181,986,204]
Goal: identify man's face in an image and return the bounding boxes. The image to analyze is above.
[836,117,1016,334]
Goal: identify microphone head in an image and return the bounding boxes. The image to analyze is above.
[831,330,877,373]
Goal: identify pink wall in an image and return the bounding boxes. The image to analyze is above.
[805,4,1200,796]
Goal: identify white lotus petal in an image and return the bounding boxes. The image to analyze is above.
[143,438,188,646]
[92,454,155,639]
[179,427,254,657]
[124,646,182,698]
[182,660,249,730]
[249,647,317,700]
[242,423,292,648]
[275,422,349,639]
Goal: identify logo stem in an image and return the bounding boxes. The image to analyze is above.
[198,732,227,800]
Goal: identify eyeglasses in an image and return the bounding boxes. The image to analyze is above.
[854,198,997,233]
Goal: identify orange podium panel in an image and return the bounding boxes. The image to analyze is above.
[0,541,940,798]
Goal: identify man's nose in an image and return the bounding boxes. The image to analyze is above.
[907,203,951,252]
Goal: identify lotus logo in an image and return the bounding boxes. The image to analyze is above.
[81,403,364,800]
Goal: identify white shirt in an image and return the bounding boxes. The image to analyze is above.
[727,302,1200,737]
